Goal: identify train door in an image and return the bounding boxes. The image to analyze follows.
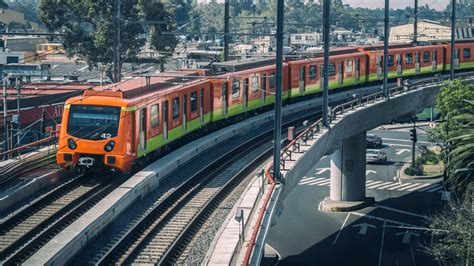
[222,82,228,115]
[200,88,204,123]
[243,78,249,109]
[355,58,361,82]
[396,54,403,75]
[338,61,344,85]
[163,100,169,140]
[261,75,267,102]
[432,50,438,71]
[139,108,147,151]
[183,95,187,130]
[415,52,420,73]
[376,56,383,78]
[299,66,305,94]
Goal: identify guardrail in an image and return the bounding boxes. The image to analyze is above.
[243,72,474,265]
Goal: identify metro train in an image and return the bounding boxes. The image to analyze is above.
[57,41,474,173]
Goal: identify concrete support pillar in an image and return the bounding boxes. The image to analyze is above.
[329,132,366,202]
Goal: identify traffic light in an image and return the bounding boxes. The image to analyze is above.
[410,128,417,143]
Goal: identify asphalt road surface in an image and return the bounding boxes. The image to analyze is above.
[266,126,448,266]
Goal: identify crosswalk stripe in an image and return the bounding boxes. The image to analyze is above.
[418,183,441,192]
[305,179,330,186]
[366,181,384,186]
[366,180,377,184]
[426,185,444,192]
[299,177,326,185]
[316,180,331,186]
[387,183,412,190]
[407,183,432,191]
[398,183,423,191]
[367,182,393,189]
[378,183,401,190]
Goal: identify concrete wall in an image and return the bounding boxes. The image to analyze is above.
[274,83,444,221]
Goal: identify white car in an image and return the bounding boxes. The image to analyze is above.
[366,149,388,163]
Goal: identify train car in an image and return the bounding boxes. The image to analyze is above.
[208,59,289,122]
[287,47,368,97]
[444,40,474,71]
[57,72,212,173]
[363,44,445,80]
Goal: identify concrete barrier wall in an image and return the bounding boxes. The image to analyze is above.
[275,84,442,220]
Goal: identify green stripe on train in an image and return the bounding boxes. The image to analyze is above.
[137,113,211,158]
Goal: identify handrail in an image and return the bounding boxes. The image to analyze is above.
[0,128,59,159]
[242,72,474,265]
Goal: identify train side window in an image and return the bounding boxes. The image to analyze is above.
[172,97,179,119]
[251,76,259,92]
[309,65,317,80]
[190,91,198,112]
[423,51,430,63]
[463,48,471,59]
[388,55,394,67]
[269,72,276,90]
[405,53,413,64]
[329,63,336,77]
[232,80,240,99]
[150,104,159,128]
[345,60,353,73]
[432,50,438,61]
[415,52,420,63]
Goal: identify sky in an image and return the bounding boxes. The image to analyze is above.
[343,0,450,10]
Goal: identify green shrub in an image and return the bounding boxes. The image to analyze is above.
[405,161,424,176]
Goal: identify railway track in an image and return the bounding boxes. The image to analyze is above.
[95,110,320,265]
[97,132,272,265]
[0,173,122,264]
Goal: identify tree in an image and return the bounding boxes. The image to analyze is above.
[38,0,183,81]
[423,203,473,264]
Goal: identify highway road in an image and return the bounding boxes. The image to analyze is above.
[266,125,448,266]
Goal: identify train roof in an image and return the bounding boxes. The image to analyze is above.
[212,58,275,72]
[83,70,206,100]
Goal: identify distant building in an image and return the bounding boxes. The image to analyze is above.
[291,33,321,50]
[390,19,474,43]
[2,36,48,52]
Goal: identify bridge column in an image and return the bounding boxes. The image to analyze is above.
[322,132,374,211]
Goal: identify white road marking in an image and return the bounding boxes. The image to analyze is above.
[332,213,351,245]
[305,179,330,186]
[387,143,413,148]
[366,181,384,186]
[78,65,88,71]
[366,170,377,176]
[366,180,377,184]
[387,183,412,190]
[316,180,331,186]
[397,183,423,191]
[351,212,415,226]
[396,231,420,244]
[395,148,410,155]
[382,137,430,144]
[315,167,330,175]
[418,183,442,192]
[378,183,402,190]
[367,182,393,189]
[406,183,432,191]
[426,185,444,193]
[299,177,326,185]
[352,222,376,235]
[377,221,386,266]
[374,204,430,220]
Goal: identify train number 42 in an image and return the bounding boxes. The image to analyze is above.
[101,133,112,139]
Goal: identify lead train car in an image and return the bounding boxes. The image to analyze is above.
[57,72,212,173]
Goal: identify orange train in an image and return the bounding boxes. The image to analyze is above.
[57,41,474,173]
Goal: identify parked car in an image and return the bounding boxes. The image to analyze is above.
[366,149,387,163]
[366,134,382,148]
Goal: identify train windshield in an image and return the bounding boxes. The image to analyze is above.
[67,105,121,140]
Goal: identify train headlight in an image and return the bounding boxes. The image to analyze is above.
[67,138,77,150]
[104,141,115,152]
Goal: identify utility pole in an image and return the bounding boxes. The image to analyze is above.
[410,121,417,167]
[322,0,330,127]
[383,0,389,98]
[224,0,230,61]
[414,0,418,44]
[15,77,20,148]
[450,0,456,80]
[113,0,121,82]
[272,0,284,181]
[2,76,8,158]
